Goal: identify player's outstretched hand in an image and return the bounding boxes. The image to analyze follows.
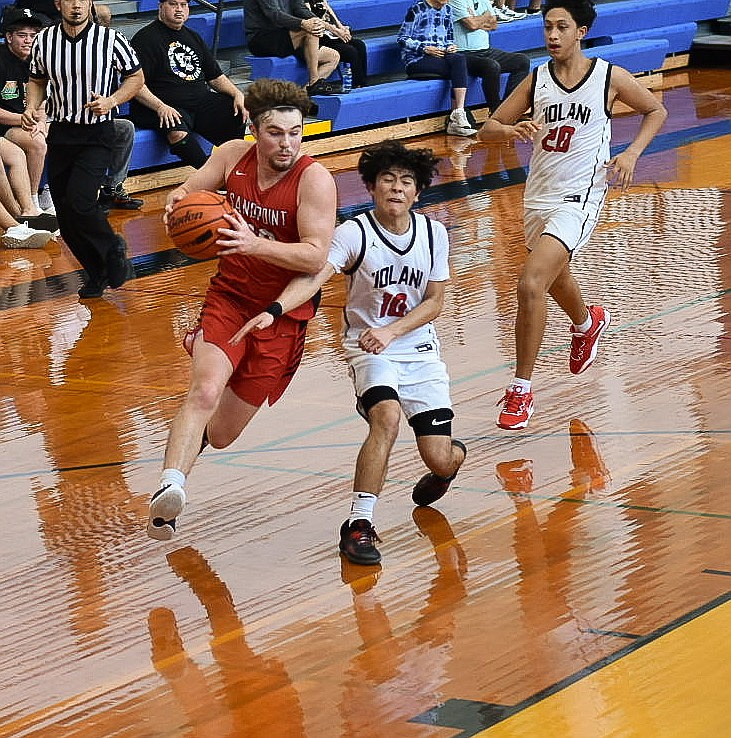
[229,312,274,345]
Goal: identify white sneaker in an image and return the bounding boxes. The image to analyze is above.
[493,5,515,21]
[446,109,478,137]
[38,185,56,215]
[147,483,187,541]
[503,7,527,19]
[2,223,54,249]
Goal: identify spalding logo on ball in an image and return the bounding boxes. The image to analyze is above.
[168,190,235,260]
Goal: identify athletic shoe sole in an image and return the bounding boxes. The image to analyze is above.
[147,484,186,541]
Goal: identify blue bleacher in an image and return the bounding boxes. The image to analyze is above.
[315,39,671,131]
[185,7,246,49]
[128,0,729,173]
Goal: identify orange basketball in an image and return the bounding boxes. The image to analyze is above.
[168,190,235,260]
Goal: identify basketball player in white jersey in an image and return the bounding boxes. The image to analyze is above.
[231,140,467,565]
[478,0,667,430]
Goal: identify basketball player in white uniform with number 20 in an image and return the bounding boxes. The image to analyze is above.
[478,0,667,430]
[231,140,467,566]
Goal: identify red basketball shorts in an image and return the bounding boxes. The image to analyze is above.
[185,291,308,407]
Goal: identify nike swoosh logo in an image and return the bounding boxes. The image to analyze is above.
[235,170,246,176]
[431,418,451,426]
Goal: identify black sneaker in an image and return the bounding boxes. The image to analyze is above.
[339,519,382,564]
[78,277,108,298]
[24,212,59,232]
[306,78,342,96]
[411,439,467,506]
[106,235,134,288]
[99,184,143,210]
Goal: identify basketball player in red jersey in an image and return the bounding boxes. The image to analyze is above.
[147,78,337,540]
[477,0,666,430]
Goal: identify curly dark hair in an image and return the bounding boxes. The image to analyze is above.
[245,78,313,126]
[543,0,597,30]
[358,139,440,193]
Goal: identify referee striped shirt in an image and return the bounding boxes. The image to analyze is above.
[29,21,141,125]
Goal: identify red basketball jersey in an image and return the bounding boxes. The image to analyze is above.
[209,146,318,321]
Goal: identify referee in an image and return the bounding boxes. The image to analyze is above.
[22,0,144,298]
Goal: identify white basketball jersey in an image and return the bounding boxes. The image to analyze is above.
[525,57,612,210]
[328,210,450,359]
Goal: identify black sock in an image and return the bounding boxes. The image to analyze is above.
[169,136,208,169]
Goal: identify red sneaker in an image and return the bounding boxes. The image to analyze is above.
[496,386,534,430]
[569,305,611,375]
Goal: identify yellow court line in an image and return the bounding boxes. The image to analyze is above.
[478,599,731,737]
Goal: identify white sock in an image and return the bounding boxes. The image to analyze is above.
[31,193,40,208]
[349,492,377,524]
[510,377,532,393]
[160,468,186,490]
[574,312,592,333]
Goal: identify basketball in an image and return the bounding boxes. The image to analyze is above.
[167,190,235,260]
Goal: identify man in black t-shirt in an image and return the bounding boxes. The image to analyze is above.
[131,0,248,169]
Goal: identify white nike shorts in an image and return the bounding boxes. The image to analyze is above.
[524,203,601,256]
[348,352,452,420]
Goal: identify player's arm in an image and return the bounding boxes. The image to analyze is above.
[359,280,446,355]
[229,262,337,344]
[605,66,668,191]
[164,140,251,220]
[217,162,337,274]
[477,73,539,143]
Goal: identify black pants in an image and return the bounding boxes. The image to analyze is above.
[460,48,530,111]
[130,91,246,146]
[320,36,368,87]
[47,121,117,283]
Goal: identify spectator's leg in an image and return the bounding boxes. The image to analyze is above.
[105,119,135,188]
[463,51,501,112]
[445,53,469,112]
[5,127,47,200]
[0,138,38,216]
[192,92,246,147]
[0,157,21,219]
[350,38,369,87]
[322,38,368,87]
[483,48,531,101]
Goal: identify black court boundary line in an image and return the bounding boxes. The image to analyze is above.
[2,118,730,311]
[410,589,731,737]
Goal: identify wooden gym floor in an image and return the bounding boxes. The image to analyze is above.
[1,67,729,738]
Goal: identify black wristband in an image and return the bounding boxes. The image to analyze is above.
[265,302,283,319]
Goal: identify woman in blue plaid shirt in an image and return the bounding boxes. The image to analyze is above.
[398,0,477,136]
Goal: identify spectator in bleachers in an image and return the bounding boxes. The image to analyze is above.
[0,8,57,218]
[94,7,143,210]
[130,0,248,170]
[244,0,341,95]
[449,0,530,114]
[12,0,115,26]
[303,0,368,88]
[12,0,59,26]
[398,0,478,136]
